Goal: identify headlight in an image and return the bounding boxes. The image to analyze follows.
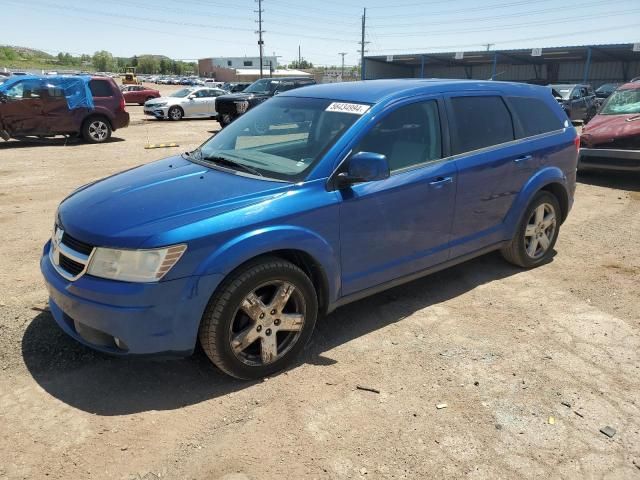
[235,100,249,113]
[150,102,167,107]
[87,244,186,283]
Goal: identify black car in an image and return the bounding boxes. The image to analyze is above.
[548,83,597,123]
[216,77,316,127]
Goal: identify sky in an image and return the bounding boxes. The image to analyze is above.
[2,0,639,67]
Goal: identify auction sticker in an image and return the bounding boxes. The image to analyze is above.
[325,102,370,115]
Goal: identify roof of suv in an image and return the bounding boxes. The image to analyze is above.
[280,79,555,104]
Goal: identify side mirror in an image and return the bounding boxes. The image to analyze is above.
[188,94,196,100]
[336,151,390,188]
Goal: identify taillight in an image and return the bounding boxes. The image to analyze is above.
[119,96,126,112]
[574,135,580,150]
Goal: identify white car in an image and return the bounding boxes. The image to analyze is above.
[144,87,227,120]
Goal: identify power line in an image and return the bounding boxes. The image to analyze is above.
[367,23,640,53]
[372,9,640,37]
[367,0,612,28]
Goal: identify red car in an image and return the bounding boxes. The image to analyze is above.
[0,75,129,143]
[122,85,161,105]
[580,81,640,171]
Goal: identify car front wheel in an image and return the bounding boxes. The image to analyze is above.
[501,191,561,268]
[199,257,318,379]
[168,106,184,121]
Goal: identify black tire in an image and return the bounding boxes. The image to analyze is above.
[199,257,318,379]
[219,113,234,128]
[168,106,184,121]
[501,191,561,268]
[81,116,112,143]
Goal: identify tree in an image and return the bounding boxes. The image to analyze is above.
[137,56,159,74]
[92,50,114,71]
[289,59,313,70]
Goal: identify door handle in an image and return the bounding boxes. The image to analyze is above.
[514,155,532,163]
[429,176,453,187]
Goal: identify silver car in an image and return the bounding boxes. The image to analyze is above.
[144,87,227,121]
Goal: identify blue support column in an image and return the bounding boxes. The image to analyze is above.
[583,47,592,84]
[420,55,425,78]
[491,52,498,80]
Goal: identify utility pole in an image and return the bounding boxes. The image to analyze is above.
[298,45,301,68]
[339,52,347,79]
[483,43,494,51]
[256,0,265,78]
[359,8,368,80]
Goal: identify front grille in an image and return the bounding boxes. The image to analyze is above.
[216,100,237,115]
[50,227,94,281]
[61,232,93,255]
[59,253,84,276]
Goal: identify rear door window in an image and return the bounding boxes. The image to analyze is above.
[507,96,565,138]
[449,96,514,154]
[89,79,113,97]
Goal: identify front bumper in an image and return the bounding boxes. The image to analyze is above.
[144,106,170,119]
[40,241,223,356]
[579,148,640,171]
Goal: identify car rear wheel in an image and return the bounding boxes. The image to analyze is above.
[199,257,318,379]
[501,191,561,268]
[168,106,184,121]
[82,117,112,143]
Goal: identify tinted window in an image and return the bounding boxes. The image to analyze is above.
[89,80,113,97]
[508,96,564,138]
[355,100,442,172]
[450,96,514,154]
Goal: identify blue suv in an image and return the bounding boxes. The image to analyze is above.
[41,80,578,379]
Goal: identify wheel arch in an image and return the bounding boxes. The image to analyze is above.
[505,166,570,238]
[195,226,341,316]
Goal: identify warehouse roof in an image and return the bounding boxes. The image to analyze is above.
[365,43,640,68]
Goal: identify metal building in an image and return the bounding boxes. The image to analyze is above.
[363,44,640,87]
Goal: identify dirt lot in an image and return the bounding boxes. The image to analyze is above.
[0,91,639,479]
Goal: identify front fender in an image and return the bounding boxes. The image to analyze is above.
[195,225,341,304]
[504,166,569,238]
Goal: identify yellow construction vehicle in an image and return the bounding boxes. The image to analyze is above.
[121,67,141,85]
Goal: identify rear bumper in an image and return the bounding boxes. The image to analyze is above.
[579,148,640,171]
[40,241,223,356]
[112,111,130,131]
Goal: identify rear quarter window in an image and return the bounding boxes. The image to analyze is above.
[89,79,114,97]
[508,96,565,138]
[449,96,514,154]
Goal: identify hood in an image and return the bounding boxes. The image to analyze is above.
[217,92,269,102]
[146,96,178,105]
[581,113,640,147]
[58,155,289,248]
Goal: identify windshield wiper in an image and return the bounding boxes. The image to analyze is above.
[201,155,263,177]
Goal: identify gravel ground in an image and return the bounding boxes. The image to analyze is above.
[0,88,639,479]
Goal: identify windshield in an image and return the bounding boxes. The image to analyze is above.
[599,88,640,115]
[193,97,366,181]
[170,88,195,98]
[596,84,617,94]
[549,85,573,100]
[243,78,279,94]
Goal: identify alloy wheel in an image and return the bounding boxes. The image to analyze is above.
[88,121,108,141]
[524,203,557,259]
[229,280,306,366]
